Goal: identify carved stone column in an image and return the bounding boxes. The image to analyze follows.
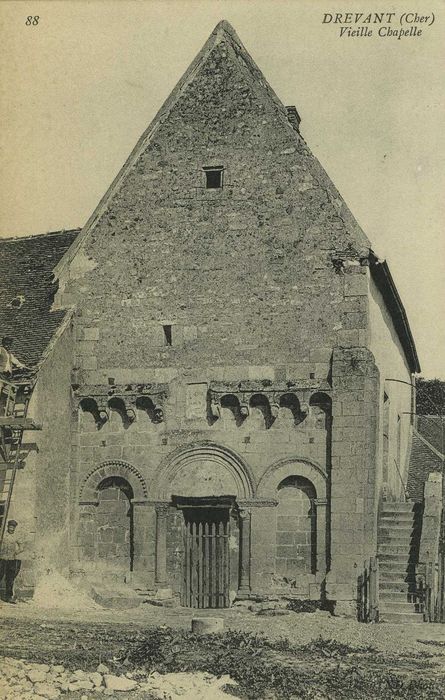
[129,499,151,584]
[238,508,252,596]
[314,498,327,580]
[155,503,169,587]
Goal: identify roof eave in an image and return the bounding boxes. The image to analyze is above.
[369,250,420,374]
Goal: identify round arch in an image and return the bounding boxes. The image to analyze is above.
[79,460,148,504]
[257,457,327,500]
[156,442,255,500]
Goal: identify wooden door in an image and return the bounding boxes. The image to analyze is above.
[181,507,230,608]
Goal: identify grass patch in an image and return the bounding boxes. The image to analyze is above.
[121,629,444,699]
[418,639,445,647]
[286,599,335,615]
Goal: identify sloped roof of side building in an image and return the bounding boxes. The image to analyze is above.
[0,229,80,366]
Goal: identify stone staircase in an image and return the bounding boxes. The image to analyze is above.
[377,501,424,623]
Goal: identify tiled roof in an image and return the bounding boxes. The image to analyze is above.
[0,229,80,366]
[406,430,444,502]
[416,415,445,456]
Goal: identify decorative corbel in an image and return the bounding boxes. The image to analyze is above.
[210,398,221,419]
[125,407,136,424]
[299,401,310,416]
[239,403,249,418]
[270,402,280,419]
[95,396,110,428]
[125,396,138,422]
[153,406,164,423]
[97,409,109,428]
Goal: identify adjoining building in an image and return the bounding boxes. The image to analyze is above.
[1,22,442,618]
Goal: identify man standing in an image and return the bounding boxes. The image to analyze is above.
[0,337,29,375]
[0,337,32,415]
[0,519,24,603]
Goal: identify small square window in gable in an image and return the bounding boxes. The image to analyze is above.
[203,166,224,189]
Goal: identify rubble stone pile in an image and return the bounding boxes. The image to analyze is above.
[0,656,237,699]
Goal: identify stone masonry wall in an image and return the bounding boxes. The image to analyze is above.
[78,477,133,576]
[59,28,369,377]
[275,477,316,577]
[73,377,332,594]
[327,346,380,613]
[368,277,413,502]
[8,323,74,596]
[50,25,410,607]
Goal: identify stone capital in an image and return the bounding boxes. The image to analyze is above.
[154,502,170,517]
[238,507,252,519]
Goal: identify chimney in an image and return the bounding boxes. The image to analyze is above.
[286,105,301,132]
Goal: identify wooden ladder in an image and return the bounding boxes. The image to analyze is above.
[0,378,40,545]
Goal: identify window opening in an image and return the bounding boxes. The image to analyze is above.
[203,166,223,189]
[163,325,172,346]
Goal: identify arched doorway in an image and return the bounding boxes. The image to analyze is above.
[276,476,317,578]
[156,443,254,608]
[172,495,234,608]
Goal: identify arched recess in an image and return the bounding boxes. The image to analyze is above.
[258,458,328,582]
[257,458,327,501]
[275,393,307,428]
[249,393,273,429]
[156,442,255,501]
[276,476,317,576]
[79,397,107,429]
[93,476,134,573]
[79,460,148,504]
[219,394,243,426]
[309,392,332,430]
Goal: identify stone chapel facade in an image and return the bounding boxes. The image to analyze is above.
[1,21,423,614]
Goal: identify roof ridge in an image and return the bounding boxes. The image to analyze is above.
[0,228,81,244]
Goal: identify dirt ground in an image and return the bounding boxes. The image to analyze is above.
[1,600,445,699]
[2,598,445,653]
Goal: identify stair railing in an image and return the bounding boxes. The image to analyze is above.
[357,556,379,622]
[393,458,409,502]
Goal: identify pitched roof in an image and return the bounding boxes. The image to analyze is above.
[406,430,444,502]
[0,229,80,366]
[416,415,445,456]
[53,19,371,281]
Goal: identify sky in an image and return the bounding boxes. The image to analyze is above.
[0,0,444,378]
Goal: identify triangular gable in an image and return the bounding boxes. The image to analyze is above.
[54,20,370,285]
